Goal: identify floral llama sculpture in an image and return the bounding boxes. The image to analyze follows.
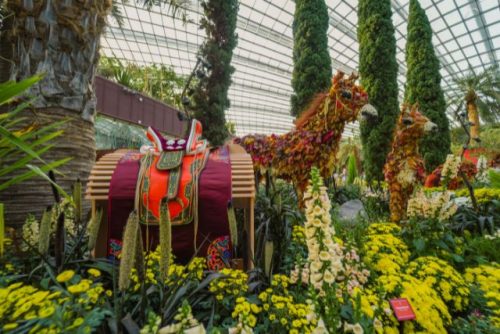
[237,71,377,200]
[384,103,437,222]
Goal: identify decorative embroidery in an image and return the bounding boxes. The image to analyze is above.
[157,150,184,170]
[108,238,123,259]
[206,235,232,271]
[167,167,181,199]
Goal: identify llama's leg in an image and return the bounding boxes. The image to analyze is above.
[389,189,402,223]
[265,170,271,196]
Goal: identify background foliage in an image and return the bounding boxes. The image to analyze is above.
[98,56,186,109]
[358,0,400,184]
[291,0,332,117]
[192,0,238,147]
[405,0,451,171]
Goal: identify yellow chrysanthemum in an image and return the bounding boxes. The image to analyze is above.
[56,270,75,283]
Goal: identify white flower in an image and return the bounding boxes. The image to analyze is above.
[442,154,461,180]
[323,271,335,284]
[319,251,331,261]
[311,261,323,272]
[352,323,364,334]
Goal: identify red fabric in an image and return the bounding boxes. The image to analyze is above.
[107,147,232,262]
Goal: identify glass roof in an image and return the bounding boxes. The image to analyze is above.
[101,0,499,138]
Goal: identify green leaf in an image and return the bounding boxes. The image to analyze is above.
[0,75,43,105]
[0,145,52,177]
[25,163,72,199]
[413,238,426,252]
[450,254,464,263]
[0,158,71,193]
[0,124,46,164]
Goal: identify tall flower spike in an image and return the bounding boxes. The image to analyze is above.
[304,167,343,291]
[159,199,172,281]
[72,180,82,224]
[134,226,145,283]
[87,209,103,252]
[227,202,238,247]
[38,209,52,255]
[119,211,139,291]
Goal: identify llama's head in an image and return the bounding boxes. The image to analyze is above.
[398,103,437,139]
[329,71,377,121]
[295,71,377,129]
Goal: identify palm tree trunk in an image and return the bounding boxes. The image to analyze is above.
[0,1,111,226]
[467,100,480,142]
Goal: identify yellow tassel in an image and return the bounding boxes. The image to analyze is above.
[38,209,52,255]
[119,211,139,291]
[227,203,238,247]
[159,199,171,281]
[87,209,103,251]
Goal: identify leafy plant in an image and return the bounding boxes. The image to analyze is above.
[254,182,302,277]
[361,192,390,222]
[400,217,465,266]
[449,314,498,334]
[98,56,187,109]
[461,234,500,267]
[329,184,361,205]
[346,153,358,185]
[0,76,70,192]
[451,200,499,235]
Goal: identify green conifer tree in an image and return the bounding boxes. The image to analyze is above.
[291,0,332,117]
[405,0,450,171]
[358,0,400,184]
[347,153,358,185]
[192,0,238,146]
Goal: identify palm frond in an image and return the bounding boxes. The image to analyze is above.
[110,0,129,27]
[451,65,500,125]
[137,0,190,21]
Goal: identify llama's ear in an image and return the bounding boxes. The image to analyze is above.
[349,71,359,81]
[333,70,345,84]
[400,103,409,115]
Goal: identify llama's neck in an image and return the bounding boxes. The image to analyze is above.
[391,134,419,160]
[301,101,351,134]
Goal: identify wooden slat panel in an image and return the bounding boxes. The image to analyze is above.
[232,169,254,174]
[87,182,110,188]
[232,186,255,192]
[232,193,255,198]
[89,176,112,181]
[86,195,109,200]
[88,189,109,194]
[232,180,254,186]
[92,170,114,175]
[232,175,254,180]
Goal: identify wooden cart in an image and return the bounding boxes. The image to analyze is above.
[85,144,256,269]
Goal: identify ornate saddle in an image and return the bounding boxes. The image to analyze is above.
[136,119,210,227]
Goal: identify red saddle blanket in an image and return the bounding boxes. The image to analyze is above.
[107,146,232,262]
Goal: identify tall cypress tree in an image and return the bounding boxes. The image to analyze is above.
[405,0,450,171]
[358,0,400,183]
[192,0,238,146]
[291,0,332,117]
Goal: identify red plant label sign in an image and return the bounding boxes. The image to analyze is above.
[390,298,416,321]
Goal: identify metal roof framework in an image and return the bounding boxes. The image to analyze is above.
[100,0,500,137]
